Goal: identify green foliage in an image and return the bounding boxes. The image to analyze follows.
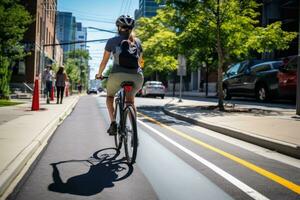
[64,59,80,87]
[64,49,90,90]
[0,0,31,98]
[0,99,23,107]
[136,9,178,77]
[248,22,298,53]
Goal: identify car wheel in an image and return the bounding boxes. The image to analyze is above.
[223,86,231,100]
[161,95,164,99]
[256,84,269,102]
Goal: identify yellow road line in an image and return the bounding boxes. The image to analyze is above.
[138,112,300,194]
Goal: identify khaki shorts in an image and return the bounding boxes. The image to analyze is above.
[107,72,144,97]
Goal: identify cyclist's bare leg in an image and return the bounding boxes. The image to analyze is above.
[106,96,115,122]
[125,96,136,113]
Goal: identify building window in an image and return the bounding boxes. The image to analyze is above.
[18,61,26,75]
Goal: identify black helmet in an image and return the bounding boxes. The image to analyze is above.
[116,15,135,29]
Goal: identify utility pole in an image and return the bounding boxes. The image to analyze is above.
[39,0,47,96]
[296,2,300,115]
[177,54,186,103]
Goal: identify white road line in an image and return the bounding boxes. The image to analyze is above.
[138,119,270,200]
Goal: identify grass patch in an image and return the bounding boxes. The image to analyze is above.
[0,99,23,107]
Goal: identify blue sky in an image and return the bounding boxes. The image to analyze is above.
[57,0,139,78]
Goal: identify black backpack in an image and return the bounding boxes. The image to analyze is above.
[118,39,140,69]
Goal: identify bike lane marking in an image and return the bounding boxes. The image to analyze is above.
[138,113,300,196]
[140,110,300,169]
[138,117,269,200]
[136,126,233,200]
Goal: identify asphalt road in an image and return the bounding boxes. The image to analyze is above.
[9,95,300,200]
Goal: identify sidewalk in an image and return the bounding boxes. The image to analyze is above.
[0,95,79,199]
[163,98,300,159]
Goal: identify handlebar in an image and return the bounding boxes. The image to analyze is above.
[95,75,108,80]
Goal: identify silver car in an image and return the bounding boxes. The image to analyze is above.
[142,81,166,99]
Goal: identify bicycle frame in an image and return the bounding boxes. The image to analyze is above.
[115,88,126,136]
[111,81,138,164]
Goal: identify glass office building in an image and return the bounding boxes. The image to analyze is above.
[56,12,76,53]
[135,0,165,19]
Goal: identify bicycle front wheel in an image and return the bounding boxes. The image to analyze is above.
[114,99,122,149]
[123,106,138,164]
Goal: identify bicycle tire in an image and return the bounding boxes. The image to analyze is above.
[114,99,123,149]
[123,106,138,164]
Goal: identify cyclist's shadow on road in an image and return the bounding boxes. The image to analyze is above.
[48,148,133,196]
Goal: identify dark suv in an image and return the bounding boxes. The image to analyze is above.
[223,60,286,102]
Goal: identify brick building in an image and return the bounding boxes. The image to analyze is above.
[11,0,63,89]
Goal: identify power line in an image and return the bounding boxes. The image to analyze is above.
[75,17,114,24]
[44,39,109,46]
[87,27,117,34]
[128,0,133,15]
[123,0,129,14]
[59,6,115,18]
[75,13,115,22]
[119,0,125,16]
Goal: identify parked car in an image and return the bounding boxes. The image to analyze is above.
[98,87,104,93]
[142,81,166,99]
[222,59,297,102]
[87,86,98,94]
[277,56,298,99]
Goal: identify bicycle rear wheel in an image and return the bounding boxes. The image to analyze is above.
[114,99,122,149]
[123,106,138,164]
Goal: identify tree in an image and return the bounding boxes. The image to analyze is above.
[64,58,80,92]
[0,0,31,99]
[135,9,178,78]
[159,0,297,110]
[65,49,90,90]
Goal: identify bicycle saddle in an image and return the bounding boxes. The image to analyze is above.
[121,81,134,87]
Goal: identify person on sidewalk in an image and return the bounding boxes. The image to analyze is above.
[42,65,54,104]
[55,67,68,104]
[96,15,144,136]
[77,81,82,94]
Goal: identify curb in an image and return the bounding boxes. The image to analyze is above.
[0,96,79,199]
[163,107,300,159]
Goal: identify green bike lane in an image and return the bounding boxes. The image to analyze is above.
[8,95,300,200]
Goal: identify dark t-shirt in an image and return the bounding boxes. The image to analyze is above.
[105,35,143,74]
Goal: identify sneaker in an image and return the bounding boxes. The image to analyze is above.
[107,122,117,136]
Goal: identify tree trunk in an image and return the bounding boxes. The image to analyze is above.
[216,0,225,111]
[217,43,225,111]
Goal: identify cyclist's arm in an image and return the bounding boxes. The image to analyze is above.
[97,50,111,76]
[138,53,144,68]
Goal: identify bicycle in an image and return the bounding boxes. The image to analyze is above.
[102,77,138,164]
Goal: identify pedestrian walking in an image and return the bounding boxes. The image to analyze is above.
[42,65,54,104]
[55,67,68,104]
[77,81,82,94]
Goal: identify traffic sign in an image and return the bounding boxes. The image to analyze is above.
[177,54,186,76]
